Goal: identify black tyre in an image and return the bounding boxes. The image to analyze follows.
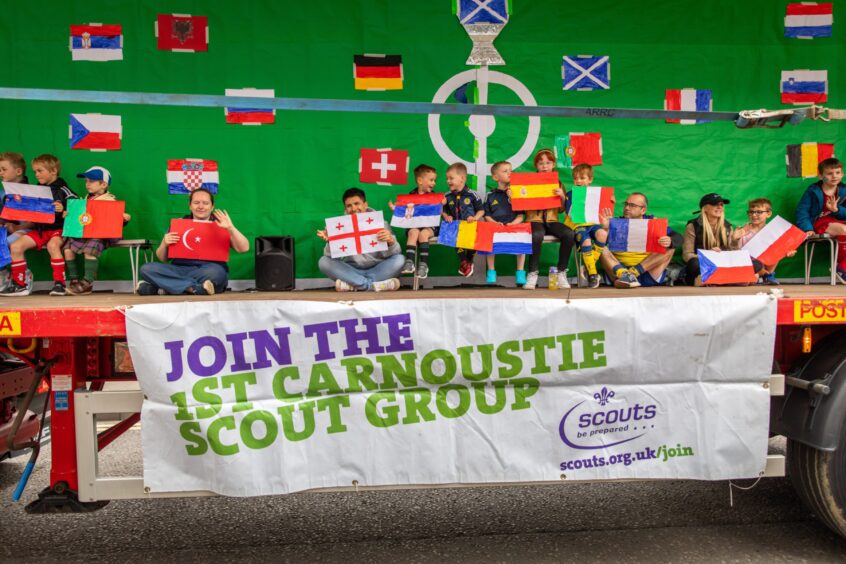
[789,430,846,537]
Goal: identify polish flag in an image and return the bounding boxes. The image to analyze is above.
[741,216,807,265]
[698,250,757,285]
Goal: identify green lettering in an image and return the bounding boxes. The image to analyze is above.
[510,378,540,410]
[207,416,239,456]
[457,344,493,381]
[522,337,555,375]
[277,400,316,441]
[472,381,509,415]
[316,395,350,433]
[401,387,436,424]
[365,391,400,427]
[556,334,579,371]
[192,377,222,419]
[271,366,302,402]
[221,372,257,412]
[307,362,343,397]
[579,331,607,369]
[343,357,377,392]
[420,349,456,385]
[239,410,278,450]
[495,340,523,378]
[170,391,194,421]
[179,421,207,455]
[435,384,471,418]
[376,353,419,390]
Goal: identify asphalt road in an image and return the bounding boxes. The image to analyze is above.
[2,430,846,563]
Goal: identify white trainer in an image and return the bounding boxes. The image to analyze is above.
[557,270,571,289]
[372,278,400,292]
[523,271,539,290]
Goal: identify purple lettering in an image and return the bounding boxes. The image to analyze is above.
[164,340,185,382]
[382,313,414,353]
[187,336,227,377]
[338,316,385,357]
[225,332,252,372]
[303,321,339,361]
[249,327,293,369]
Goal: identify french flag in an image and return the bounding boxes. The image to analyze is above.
[741,216,807,265]
[490,223,532,255]
[0,182,55,224]
[225,88,275,125]
[607,218,668,254]
[70,24,123,61]
[785,3,833,39]
[69,113,122,151]
[390,193,443,229]
[781,70,828,104]
[698,250,757,285]
[665,89,712,124]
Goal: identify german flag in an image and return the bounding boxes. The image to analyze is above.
[786,143,834,178]
[354,54,403,91]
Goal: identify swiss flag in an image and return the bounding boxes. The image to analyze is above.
[359,148,409,185]
[167,219,230,262]
[156,14,208,52]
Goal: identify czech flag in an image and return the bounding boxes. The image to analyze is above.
[786,143,835,177]
[70,24,123,61]
[665,89,712,124]
[438,220,495,252]
[568,186,614,224]
[391,193,443,229]
[607,218,668,254]
[167,159,219,194]
[785,3,833,39]
[168,219,231,262]
[741,216,806,265]
[0,183,55,224]
[781,70,828,104]
[354,54,403,91]
[63,200,125,239]
[69,113,122,151]
[225,88,275,125]
[490,223,532,255]
[510,172,560,211]
[698,250,757,285]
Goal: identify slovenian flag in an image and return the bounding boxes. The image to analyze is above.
[607,218,668,254]
[438,220,495,252]
[785,3,833,39]
[390,193,443,229]
[70,24,123,61]
[0,182,55,224]
[568,186,614,224]
[781,70,828,104]
[510,172,560,211]
[225,88,275,125]
[69,113,122,151]
[741,216,806,265]
[786,142,835,177]
[62,200,125,239]
[354,54,403,91]
[490,223,532,255]
[167,159,219,194]
[698,250,757,285]
[665,89,712,124]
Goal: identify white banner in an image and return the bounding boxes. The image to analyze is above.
[125,295,776,496]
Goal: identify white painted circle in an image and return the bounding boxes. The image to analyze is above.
[468,114,496,138]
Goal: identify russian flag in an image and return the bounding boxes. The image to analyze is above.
[490,223,532,255]
[0,182,55,224]
[225,88,275,125]
[741,216,807,265]
[438,220,495,252]
[607,218,668,254]
[69,113,122,151]
[781,70,828,104]
[510,172,560,211]
[568,186,614,224]
[785,3,833,39]
[391,193,443,229]
[698,250,757,285]
[665,89,712,124]
[70,24,123,61]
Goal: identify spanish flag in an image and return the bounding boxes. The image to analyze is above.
[354,54,403,91]
[438,220,495,252]
[510,172,560,211]
[786,143,834,178]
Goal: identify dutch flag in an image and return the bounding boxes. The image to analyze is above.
[785,3,833,39]
[490,224,532,255]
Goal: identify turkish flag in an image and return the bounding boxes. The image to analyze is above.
[167,219,230,262]
[359,148,409,185]
[156,14,208,52]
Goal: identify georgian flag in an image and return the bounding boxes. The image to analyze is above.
[607,218,668,254]
[69,113,122,151]
[698,250,757,285]
[390,193,443,229]
[741,216,806,265]
[325,212,387,258]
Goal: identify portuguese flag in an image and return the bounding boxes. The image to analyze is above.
[62,199,125,238]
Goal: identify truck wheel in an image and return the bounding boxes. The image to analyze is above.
[788,426,846,537]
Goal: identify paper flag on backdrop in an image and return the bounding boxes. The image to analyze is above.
[489,223,532,255]
[557,132,603,167]
[698,250,757,285]
[69,113,122,151]
[225,88,275,125]
[391,193,444,229]
[63,200,125,239]
[607,218,668,254]
[457,0,509,23]
[0,183,54,224]
[325,212,387,258]
[562,56,610,91]
[781,70,828,104]
[568,186,615,224]
[354,55,403,91]
[786,143,835,177]
[70,24,123,61]
[167,159,219,194]
[359,148,409,185]
[168,219,230,262]
[509,172,560,211]
[665,89,712,124]
[156,14,208,52]
[785,3,833,38]
[0,230,9,268]
[437,220,495,252]
[741,216,806,265]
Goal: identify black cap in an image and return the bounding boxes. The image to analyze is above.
[695,193,730,213]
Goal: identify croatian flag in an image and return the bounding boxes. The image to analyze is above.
[70,24,123,61]
[781,70,828,104]
[167,159,219,194]
[785,3,833,39]
[698,250,757,285]
[438,220,495,252]
[607,218,668,254]
[510,172,560,211]
[490,223,532,255]
[225,88,275,125]
[325,212,387,258]
[69,113,122,151]
[390,193,443,229]
[568,186,615,224]
[741,216,807,265]
[665,89,712,124]
[0,182,55,224]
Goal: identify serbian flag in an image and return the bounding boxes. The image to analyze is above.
[225,88,275,125]
[168,219,230,262]
[69,113,122,151]
[155,14,208,52]
[781,70,828,104]
[785,3,833,39]
[0,183,54,223]
[70,24,123,61]
[698,250,757,285]
[354,54,403,91]
[391,193,443,229]
[510,172,560,211]
[607,218,668,254]
[438,220,495,252]
[568,186,614,224]
[786,142,835,177]
[63,200,125,239]
[490,223,532,254]
[741,216,806,265]
[665,89,712,124]
[167,159,219,194]
[325,212,387,258]
[359,148,409,185]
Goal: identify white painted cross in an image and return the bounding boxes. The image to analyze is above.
[371,152,397,179]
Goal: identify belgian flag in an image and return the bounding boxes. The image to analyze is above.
[354,54,403,91]
[786,143,834,178]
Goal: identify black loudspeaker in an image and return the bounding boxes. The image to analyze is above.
[255,236,295,291]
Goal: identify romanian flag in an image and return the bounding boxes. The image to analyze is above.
[698,250,757,285]
[786,143,835,177]
[354,54,403,91]
[510,172,560,211]
[0,182,55,224]
[63,199,125,238]
[438,220,495,252]
[607,218,667,254]
[391,193,444,229]
[741,216,806,265]
[568,186,614,224]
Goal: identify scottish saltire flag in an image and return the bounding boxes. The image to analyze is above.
[225,88,275,125]
[63,200,125,239]
[786,142,835,177]
[607,218,668,254]
[0,183,55,224]
[438,220,495,252]
[391,193,443,229]
[781,70,828,104]
[741,216,806,265]
[557,132,603,167]
[325,212,387,258]
[490,223,532,254]
[569,186,614,224]
[69,113,122,151]
[0,230,9,268]
[456,0,509,24]
[70,24,123,61]
[698,250,757,285]
[785,3,833,39]
[665,89,712,124]
[167,159,219,194]
[510,172,560,211]
[562,56,610,91]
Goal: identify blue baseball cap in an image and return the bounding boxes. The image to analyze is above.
[77,166,111,186]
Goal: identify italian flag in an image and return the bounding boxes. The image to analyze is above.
[569,186,615,224]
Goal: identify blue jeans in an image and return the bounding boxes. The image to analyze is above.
[139,262,228,295]
[318,254,404,290]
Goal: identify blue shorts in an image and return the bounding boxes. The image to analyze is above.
[637,270,667,287]
[574,225,602,244]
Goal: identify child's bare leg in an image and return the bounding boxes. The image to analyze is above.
[516,254,525,270]
[486,255,495,271]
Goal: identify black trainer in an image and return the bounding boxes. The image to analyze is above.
[49,282,66,296]
[0,283,30,296]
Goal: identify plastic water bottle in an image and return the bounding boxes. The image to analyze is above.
[548,266,558,290]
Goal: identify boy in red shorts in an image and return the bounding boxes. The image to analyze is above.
[796,157,846,283]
